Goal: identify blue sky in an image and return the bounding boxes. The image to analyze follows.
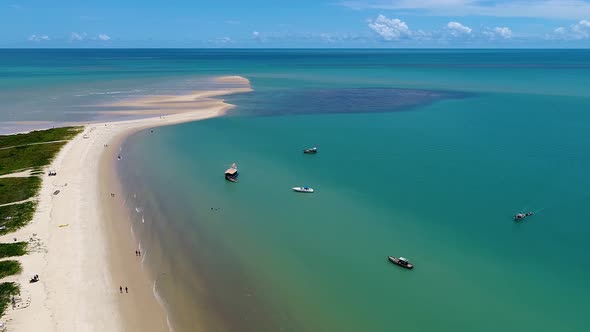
[3,0,590,47]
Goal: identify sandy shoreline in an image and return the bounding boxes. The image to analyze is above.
[0,76,251,331]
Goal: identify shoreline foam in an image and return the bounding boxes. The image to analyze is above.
[0,76,252,331]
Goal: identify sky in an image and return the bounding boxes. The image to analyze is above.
[2,0,590,47]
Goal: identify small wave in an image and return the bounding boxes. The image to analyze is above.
[136,207,143,213]
[141,250,147,266]
[152,280,175,332]
[142,215,145,223]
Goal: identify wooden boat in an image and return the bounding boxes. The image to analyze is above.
[225,163,238,182]
[388,256,413,269]
[292,186,314,193]
[303,146,317,154]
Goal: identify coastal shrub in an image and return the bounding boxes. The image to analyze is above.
[0,142,67,176]
[0,242,27,259]
[0,126,83,149]
[0,260,22,279]
[0,177,41,205]
[0,202,36,235]
[0,282,20,317]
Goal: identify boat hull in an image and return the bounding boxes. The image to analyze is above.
[388,256,413,269]
[292,187,314,193]
[225,176,238,183]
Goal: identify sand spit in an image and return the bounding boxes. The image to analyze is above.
[0,76,252,332]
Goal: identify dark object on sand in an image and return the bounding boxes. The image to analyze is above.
[388,256,414,269]
[53,190,60,196]
[29,275,39,283]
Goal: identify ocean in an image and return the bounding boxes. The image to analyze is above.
[2,49,590,331]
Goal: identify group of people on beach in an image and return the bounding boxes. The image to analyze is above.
[119,286,129,294]
[135,250,142,256]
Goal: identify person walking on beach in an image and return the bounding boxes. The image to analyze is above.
[135,250,138,256]
[119,286,123,293]
[125,286,128,293]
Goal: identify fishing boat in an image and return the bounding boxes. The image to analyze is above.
[224,163,238,182]
[303,146,317,154]
[514,211,533,221]
[292,186,314,193]
[388,256,413,269]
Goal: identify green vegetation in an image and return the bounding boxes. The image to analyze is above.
[0,177,41,205]
[0,141,67,176]
[0,260,22,279]
[0,242,27,259]
[0,202,36,235]
[0,282,20,317]
[0,127,83,318]
[0,126,82,149]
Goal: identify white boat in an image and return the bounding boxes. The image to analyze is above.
[292,186,314,193]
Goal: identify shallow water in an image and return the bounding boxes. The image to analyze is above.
[117,50,590,332]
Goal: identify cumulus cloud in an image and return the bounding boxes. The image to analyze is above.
[342,0,590,20]
[549,19,590,39]
[446,21,472,37]
[28,34,50,42]
[483,27,512,40]
[98,33,111,41]
[70,32,87,41]
[368,14,412,41]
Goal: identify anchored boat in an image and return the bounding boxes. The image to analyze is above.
[388,256,413,269]
[225,163,238,182]
[292,186,314,193]
[303,146,317,154]
[514,211,533,221]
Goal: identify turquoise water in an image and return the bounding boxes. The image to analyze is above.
[2,50,590,331]
[117,51,590,331]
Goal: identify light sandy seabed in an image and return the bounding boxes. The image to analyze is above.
[0,76,251,331]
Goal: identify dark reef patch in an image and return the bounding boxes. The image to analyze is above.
[225,87,470,117]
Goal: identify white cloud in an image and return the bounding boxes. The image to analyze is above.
[483,26,512,40]
[28,34,50,42]
[571,19,590,37]
[98,34,111,41]
[446,21,472,37]
[342,0,590,20]
[252,31,260,37]
[70,32,87,41]
[549,19,590,39]
[368,14,412,40]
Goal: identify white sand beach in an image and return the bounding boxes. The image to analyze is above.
[0,76,251,331]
